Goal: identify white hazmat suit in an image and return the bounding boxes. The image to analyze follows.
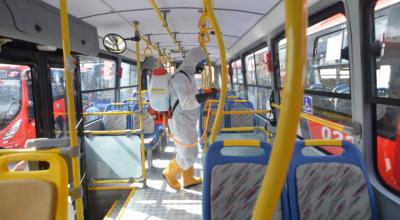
[168,48,207,170]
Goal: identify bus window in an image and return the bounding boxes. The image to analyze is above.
[231,61,238,83]
[120,62,137,101]
[0,64,36,149]
[79,56,117,122]
[245,54,256,85]
[50,68,67,138]
[254,47,273,112]
[80,56,116,91]
[374,0,400,192]
[277,10,351,155]
[236,59,243,84]
[278,39,286,87]
[255,47,272,87]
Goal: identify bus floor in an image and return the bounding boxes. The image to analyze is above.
[119,140,203,220]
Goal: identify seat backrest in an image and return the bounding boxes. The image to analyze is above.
[288,141,378,220]
[130,104,155,134]
[203,140,289,220]
[226,101,256,128]
[103,103,130,130]
[0,153,68,220]
[199,101,225,135]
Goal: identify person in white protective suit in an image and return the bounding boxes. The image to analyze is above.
[162,47,217,190]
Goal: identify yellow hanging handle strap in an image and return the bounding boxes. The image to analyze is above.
[59,0,84,219]
[133,21,147,182]
[252,0,308,219]
[202,0,228,144]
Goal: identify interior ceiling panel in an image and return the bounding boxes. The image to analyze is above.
[41,0,280,62]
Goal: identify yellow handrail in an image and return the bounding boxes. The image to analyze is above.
[304,139,342,146]
[208,109,272,116]
[0,148,61,156]
[203,0,228,144]
[252,0,308,219]
[83,112,137,116]
[134,22,147,182]
[148,0,184,56]
[59,0,84,219]
[224,139,261,147]
[271,103,350,132]
[84,129,142,135]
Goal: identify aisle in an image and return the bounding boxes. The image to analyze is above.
[120,142,203,220]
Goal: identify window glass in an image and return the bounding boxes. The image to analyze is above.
[309,28,350,92]
[120,62,137,87]
[82,90,114,122]
[232,62,238,83]
[49,68,68,138]
[278,39,286,87]
[255,47,272,87]
[80,56,116,91]
[277,12,352,155]
[0,64,36,149]
[245,54,256,85]
[374,0,400,192]
[120,87,137,101]
[248,86,257,108]
[235,60,244,84]
[375,3,400,98]
[376,104,400,191]
[257,87,272,112]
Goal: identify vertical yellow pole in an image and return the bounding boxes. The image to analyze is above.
[252,0,308,219]
[134,21,147,182]
[206,0,228,144]
[59,0,84,219]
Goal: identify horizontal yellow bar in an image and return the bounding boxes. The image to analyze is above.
[208,99,249,103]
[221,127,255,132]
[88,186,135,191]
[304,139,342,146]
[272,103,347,132]
[209,110,272,115]
[91,179,133,184]
[228,96,238,99]
[83,111,136,116]
[103,200,119,220]
[84,129,141,135]
[224,139,261,147]
[0,148,61,156]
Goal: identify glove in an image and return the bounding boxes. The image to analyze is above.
[196,88,219,103]
[210,88,219,99]
[195,93,212,103]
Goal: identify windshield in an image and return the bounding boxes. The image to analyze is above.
[0,66,23,130]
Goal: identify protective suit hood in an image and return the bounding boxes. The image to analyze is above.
[176,47,206,75]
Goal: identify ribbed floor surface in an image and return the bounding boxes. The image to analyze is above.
[120,143,203,220]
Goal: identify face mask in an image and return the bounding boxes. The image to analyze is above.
[195,59,207,74]
[195,65,204,74]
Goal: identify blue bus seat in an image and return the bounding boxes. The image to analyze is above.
[129,103,162,168]
[226,101,256,128]
[215,129,268,144]
[103,103,130,130]
[288,141,378,220]
[203,140,290,220]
